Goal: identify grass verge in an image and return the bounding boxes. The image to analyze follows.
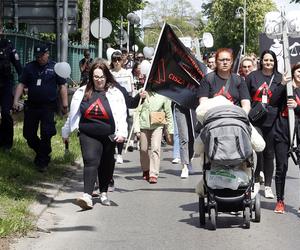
[0,115,81,238]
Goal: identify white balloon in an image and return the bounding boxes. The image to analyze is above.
[149,47,154,56]
[54,62,71,79]
[106,48,115,61]
[143,46,154,59]
[140,59,151,75]
[132,45,139,52]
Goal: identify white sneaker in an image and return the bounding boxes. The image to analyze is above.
[116,154,123,164]
[264,186,275,199]
[172,158,181,164]
[180,165,189,178]
[75,193,93,210]
[251,182,260,199]
[100,192,111,206]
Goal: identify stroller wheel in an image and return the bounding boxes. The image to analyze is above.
[199,197,206,226]
[209,208,217,230]
[244,207,251,229]
[253,193,261,222]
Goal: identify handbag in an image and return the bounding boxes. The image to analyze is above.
[248,102,268,122]
[248,74,275,123]
[150,111,167,125]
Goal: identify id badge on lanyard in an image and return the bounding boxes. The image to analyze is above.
[261,87,268,104]
[36,79,42,86]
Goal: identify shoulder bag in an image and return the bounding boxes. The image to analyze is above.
[248,74,275,123]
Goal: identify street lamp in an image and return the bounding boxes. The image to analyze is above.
[127,12,140,58]
[235,0,246,55]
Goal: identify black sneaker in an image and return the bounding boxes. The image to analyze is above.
[34,158,48,173]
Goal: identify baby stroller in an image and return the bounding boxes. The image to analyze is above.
[198,105,261,230]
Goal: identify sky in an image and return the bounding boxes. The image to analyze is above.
[174,0,298,12]
[139,0,299,27]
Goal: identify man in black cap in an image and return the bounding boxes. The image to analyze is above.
[13,44,68,172]
[0,37,22,150]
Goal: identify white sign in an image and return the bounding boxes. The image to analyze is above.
[90,17,112,39]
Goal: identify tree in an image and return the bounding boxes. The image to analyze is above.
[202,0,276,54]
[290,0,300,3]
[143,0,205,46]
[81,0,91,46]
[76,0,145,46]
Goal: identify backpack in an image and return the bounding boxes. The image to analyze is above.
[200,105,252,167]
[0,41,12,86]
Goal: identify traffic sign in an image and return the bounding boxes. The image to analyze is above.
[90,17,112,39]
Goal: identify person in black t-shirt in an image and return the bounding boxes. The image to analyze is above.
[62,59,128,209]
[270,62,300,213]
[198,48,251,112]
[79,49,93,86]
[246,50,282,199]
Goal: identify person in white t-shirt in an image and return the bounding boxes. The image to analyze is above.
[110,51,134,164]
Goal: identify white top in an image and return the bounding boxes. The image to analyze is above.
[61,85,128,139]
[110,68,134,93]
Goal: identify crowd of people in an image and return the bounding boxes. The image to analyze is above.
[1,36,300,214]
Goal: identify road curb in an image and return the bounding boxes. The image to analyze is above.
[29,158,83,220]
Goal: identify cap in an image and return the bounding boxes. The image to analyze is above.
[34,44,49,56]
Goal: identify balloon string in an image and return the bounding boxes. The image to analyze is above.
[68,77,77,86]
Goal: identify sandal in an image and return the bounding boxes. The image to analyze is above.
[149,176,157,184]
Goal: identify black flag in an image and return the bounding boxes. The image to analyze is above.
[145,23,207,109]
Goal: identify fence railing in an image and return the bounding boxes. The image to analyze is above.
[0,32,97,84]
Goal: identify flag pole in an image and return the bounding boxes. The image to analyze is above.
[124,22,167,153]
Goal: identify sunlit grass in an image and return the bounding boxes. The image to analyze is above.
[0,115,81,237]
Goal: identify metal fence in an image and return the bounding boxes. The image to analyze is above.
[0,32,97,84]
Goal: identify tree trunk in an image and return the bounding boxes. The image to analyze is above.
[81,0,90,46]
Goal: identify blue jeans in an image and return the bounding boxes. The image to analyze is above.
[174,105,194,165]
[172,111,180,159]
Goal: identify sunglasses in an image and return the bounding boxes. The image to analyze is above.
[112,57,122,62]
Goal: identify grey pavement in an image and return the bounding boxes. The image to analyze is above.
[11,145,300,250]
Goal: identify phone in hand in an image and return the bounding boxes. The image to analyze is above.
[108,134,116,142]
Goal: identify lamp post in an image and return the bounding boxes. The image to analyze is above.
[235,0,246,55]
[98,0,103,58]
[127,12,140,58]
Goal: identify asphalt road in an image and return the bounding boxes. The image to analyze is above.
[12,145,300,250]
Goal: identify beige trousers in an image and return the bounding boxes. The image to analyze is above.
[140,127,163,177]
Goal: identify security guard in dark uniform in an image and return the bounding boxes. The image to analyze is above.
[13,44,68,172]
[0,38,22,150]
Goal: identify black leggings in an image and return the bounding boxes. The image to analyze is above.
[79,133,116,194]
[274,141,289,201]
[254,126,275,186]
